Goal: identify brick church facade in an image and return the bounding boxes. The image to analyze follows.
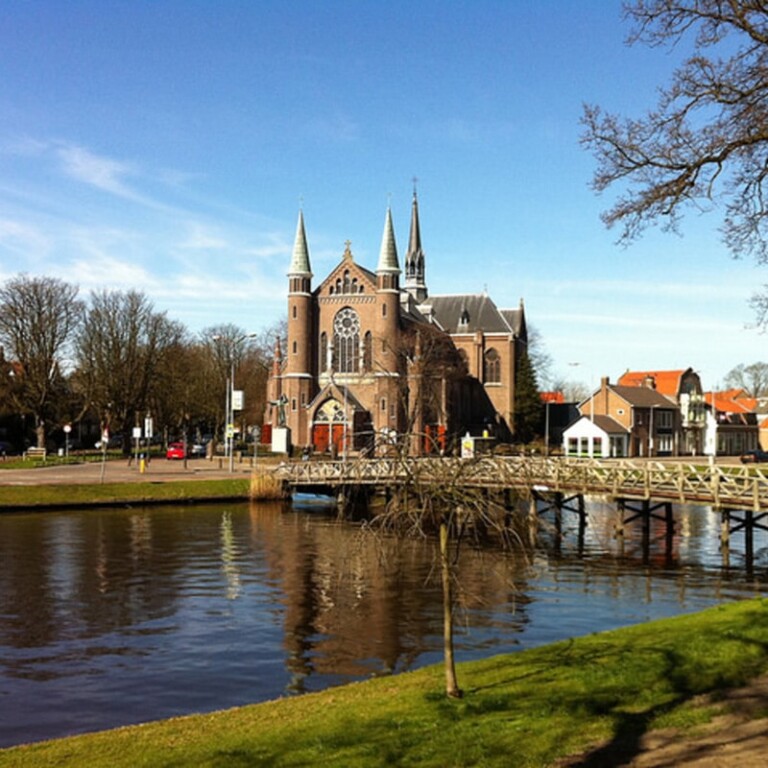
[265,193,528,456]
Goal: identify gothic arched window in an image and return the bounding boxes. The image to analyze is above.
[363,331,373,371]
[333,307,360,373]
[319,332,328,372]
[484,348,501,383]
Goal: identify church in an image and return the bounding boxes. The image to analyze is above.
[264,192,528,456]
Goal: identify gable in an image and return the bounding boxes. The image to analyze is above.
[317,259,377,298]
[563,414,627,439]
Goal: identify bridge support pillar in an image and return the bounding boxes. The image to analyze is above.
[529,489,587,542]
[615,499,674,540]
[719,507,767,572]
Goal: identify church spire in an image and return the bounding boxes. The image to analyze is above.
[405,188,427,302]
[376,207,400,274]
[288,209,312,277]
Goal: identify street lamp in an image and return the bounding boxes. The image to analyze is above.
[212,332,257,473]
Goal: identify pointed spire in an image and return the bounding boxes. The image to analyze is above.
[405,188,427,302]
[288,209,312,276]
[376,207,400,273]
[407,189,422,256]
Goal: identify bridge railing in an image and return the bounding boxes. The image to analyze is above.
[274,457,768,511]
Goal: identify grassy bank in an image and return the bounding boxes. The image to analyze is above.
[2,598,767,767]
[0,478,252,510]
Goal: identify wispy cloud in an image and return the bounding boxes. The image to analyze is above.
[178,223,230,251]
[56,144,136,197]
[0,218,50,258]
[66,254,157,292]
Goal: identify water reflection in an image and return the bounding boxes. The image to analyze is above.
[0,499,766,748]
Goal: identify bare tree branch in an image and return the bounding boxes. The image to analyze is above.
[582,1,768,288]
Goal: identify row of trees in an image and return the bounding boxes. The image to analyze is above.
[0,275,281,451]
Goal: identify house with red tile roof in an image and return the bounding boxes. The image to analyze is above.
[704,391,759,455]
[617,368,707,455]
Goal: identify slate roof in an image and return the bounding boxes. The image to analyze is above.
[591,414,629,433]
[565,414,628,434]
[611,385,677,408]
[500,307,525,336]
[423,294,515,334]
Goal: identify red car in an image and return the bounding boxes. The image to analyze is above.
[166,442,186,460]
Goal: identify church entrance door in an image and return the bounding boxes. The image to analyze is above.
[332,424,346,455]
[312,424,330,453]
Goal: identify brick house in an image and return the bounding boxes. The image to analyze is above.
[617,369,707,455]
[264,193,528,455]
[565,376,680,458]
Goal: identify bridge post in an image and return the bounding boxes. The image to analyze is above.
[615,499,625,538]
[720,508,730,567]
[745,510,754,557]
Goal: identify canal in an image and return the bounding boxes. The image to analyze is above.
[0,498,766,748]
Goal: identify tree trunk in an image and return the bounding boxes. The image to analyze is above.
[440,519,462,698]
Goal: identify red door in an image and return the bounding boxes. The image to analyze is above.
[332,424,346,456]
[312,424,330,453]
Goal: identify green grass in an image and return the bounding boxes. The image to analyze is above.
[2,598,767,767]
[0,453,111,470]
[0,478,251,509]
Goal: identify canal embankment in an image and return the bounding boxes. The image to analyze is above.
[0,458,268,510]
[1,598,767,767]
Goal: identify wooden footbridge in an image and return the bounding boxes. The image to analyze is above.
[274,456,768,551]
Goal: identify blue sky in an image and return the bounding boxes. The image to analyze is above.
[0,0,762,390]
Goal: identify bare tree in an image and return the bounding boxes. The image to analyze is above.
[581,1,768,319]
[723,361,768,397]
[365,457,526,698]
[527,324,552,391]
[74,289,184,447]
[550,375,591,403]
[200,323,268,448]
[0,275,83,448]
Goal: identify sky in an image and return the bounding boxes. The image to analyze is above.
[0,0,764,391]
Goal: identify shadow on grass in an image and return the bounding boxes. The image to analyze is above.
[556,625,768,767]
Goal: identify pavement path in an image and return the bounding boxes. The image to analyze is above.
[0,456,261,486]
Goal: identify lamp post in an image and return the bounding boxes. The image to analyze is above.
[212,332,257,473]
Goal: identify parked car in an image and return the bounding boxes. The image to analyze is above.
[740,449,768,464]
[166,442,187,460]
[189,442,207,458]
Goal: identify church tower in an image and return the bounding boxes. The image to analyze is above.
[284,210,314,443]
[375,207,402,437]
[404,190,427,303]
